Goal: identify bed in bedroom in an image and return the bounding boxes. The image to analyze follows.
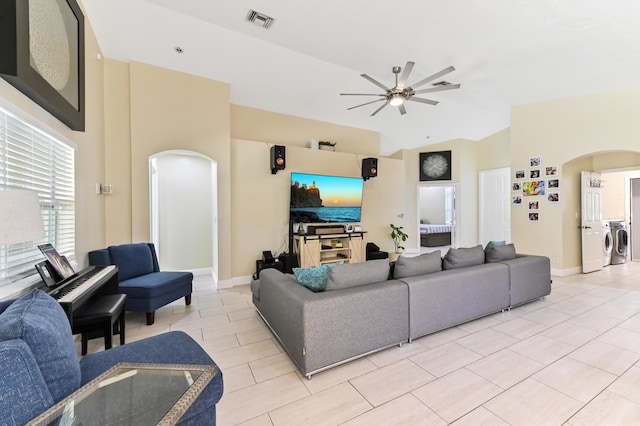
[420,223,452,247]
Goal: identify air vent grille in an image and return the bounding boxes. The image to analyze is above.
[246,9,275,29]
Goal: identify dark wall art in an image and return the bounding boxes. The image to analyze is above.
[419,150,452,181]
[0,0,85,131]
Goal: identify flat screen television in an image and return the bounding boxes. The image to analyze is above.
[290,172,364,223]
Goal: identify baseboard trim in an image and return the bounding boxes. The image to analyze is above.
[551,266,582,277]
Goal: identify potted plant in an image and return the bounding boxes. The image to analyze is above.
[318,141,336,151]
[390,224,408,253]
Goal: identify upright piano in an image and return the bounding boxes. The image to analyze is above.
[41,265,119,325]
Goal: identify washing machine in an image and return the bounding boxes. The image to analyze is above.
[602,221,613,267]
[610,220,628,265]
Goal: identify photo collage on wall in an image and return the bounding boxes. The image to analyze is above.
[512,156,560,222]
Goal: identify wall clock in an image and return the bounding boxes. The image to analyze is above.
[0,0,85,131]
[420,150,452,181]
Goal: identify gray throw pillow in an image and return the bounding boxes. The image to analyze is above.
[325,259,390,291]
[394,251,442,278]
[443,245,485,270]
[485,244,517,262]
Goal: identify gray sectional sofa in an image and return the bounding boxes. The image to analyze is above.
[251,244,551,379]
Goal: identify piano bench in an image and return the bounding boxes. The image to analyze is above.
[73,294,127,356]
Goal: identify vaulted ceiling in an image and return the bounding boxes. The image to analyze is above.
[82,0,640,155]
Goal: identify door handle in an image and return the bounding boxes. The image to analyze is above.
[578,226,592,229]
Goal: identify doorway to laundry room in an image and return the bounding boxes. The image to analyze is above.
[600,169,640,263]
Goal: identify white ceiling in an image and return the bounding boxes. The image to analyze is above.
[81,0,640,155]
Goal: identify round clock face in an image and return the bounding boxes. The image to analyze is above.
[422,154,449,179]
[29,0,71,91]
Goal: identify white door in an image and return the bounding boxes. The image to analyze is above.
[581,171,603,273]
[479,168,511,246]
[631,178,640,261]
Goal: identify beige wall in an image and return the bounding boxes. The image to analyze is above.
[231,105,380,156]
[511,88,640,272]
[0,1,105,268]
[230,139,404,277]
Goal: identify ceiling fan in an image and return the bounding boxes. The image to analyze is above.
[340,61,460,116]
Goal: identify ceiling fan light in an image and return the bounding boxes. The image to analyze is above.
[390,94,403,106]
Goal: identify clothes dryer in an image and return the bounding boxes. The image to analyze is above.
[602,221,613,267]
[610,220,628,265]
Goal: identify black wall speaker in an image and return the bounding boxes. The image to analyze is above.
[270,145,286,174]
[362,157,378,180]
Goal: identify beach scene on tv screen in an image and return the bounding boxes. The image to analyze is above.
[290,173,363,223]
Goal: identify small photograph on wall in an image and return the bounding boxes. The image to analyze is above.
[528,212,540,222]
[530,169,541,179]
[547,192,560,203]
[530,156,542,167]
[545,165,558,176]
[523,181,545,196]
[512,195,523,205]
[512,182,522,191]
[548,179,559,189]
[419,151,452,181]
[528,201,539,210]
[515,169,525,180]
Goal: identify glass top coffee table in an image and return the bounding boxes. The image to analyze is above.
[27,363,218,426]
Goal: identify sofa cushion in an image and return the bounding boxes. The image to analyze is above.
[293,264,332,292]
[485,240,506,251]
[443,245,485,270]
[0,289,80,403]
[486,243,517,263]
[325,259,389,291]
[0,339,55,424]
[394,251,442,278]
[108,243,155,281]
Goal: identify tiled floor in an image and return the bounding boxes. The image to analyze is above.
[81,261,640,425]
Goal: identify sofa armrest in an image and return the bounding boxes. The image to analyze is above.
[88,249,111,266]
[501,254,551,306]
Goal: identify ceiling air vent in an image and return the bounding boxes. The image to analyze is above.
[246,9,275,29]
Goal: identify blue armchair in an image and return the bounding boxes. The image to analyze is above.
[89,243,193,325]
[0,289,223,425]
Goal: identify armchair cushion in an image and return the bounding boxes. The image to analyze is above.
[0,339,54,425]
[0,289,80,403]
[108,243,155,281]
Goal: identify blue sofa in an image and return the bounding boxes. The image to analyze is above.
[89,243,193,325]
[0,289,223,425]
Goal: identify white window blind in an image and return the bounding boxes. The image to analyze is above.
[0,107,75,282]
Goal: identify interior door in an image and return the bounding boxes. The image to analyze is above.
[581,171,603,273]
[479,168,511,246]
[631,178,640,261]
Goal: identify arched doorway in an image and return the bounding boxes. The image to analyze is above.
[149,150,218,284]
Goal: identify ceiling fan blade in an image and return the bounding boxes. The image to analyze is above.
[361,74,391,91]
[340,93,386,96]
[347,98,386,110]
[398,103,407,115]
[397,61,415,89]
[407,66,456,90]
[413,83,461,95]
[408,97,439,106]
[371,101,390,116]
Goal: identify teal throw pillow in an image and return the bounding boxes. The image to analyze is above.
[485,240,506,252]
[293,264,332,292]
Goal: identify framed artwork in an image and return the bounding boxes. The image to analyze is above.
[523,181,545,196]
[545,165,558,176]
[528,201,539,210]
[548,179,559,189]
[512,182,522,191]
[419,151,452,181]
[0,0,85,131]
[512,195,523,205]
[530,169,541,179]
[528,212,540,222]
[547,192,560,203]
[515,169,525,180]
[530,156,542,167]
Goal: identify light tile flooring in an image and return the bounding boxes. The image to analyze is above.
[80,261,640,425]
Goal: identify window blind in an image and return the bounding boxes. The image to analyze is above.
[0,107,75,282]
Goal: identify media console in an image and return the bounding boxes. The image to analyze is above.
[293,232,366,268]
